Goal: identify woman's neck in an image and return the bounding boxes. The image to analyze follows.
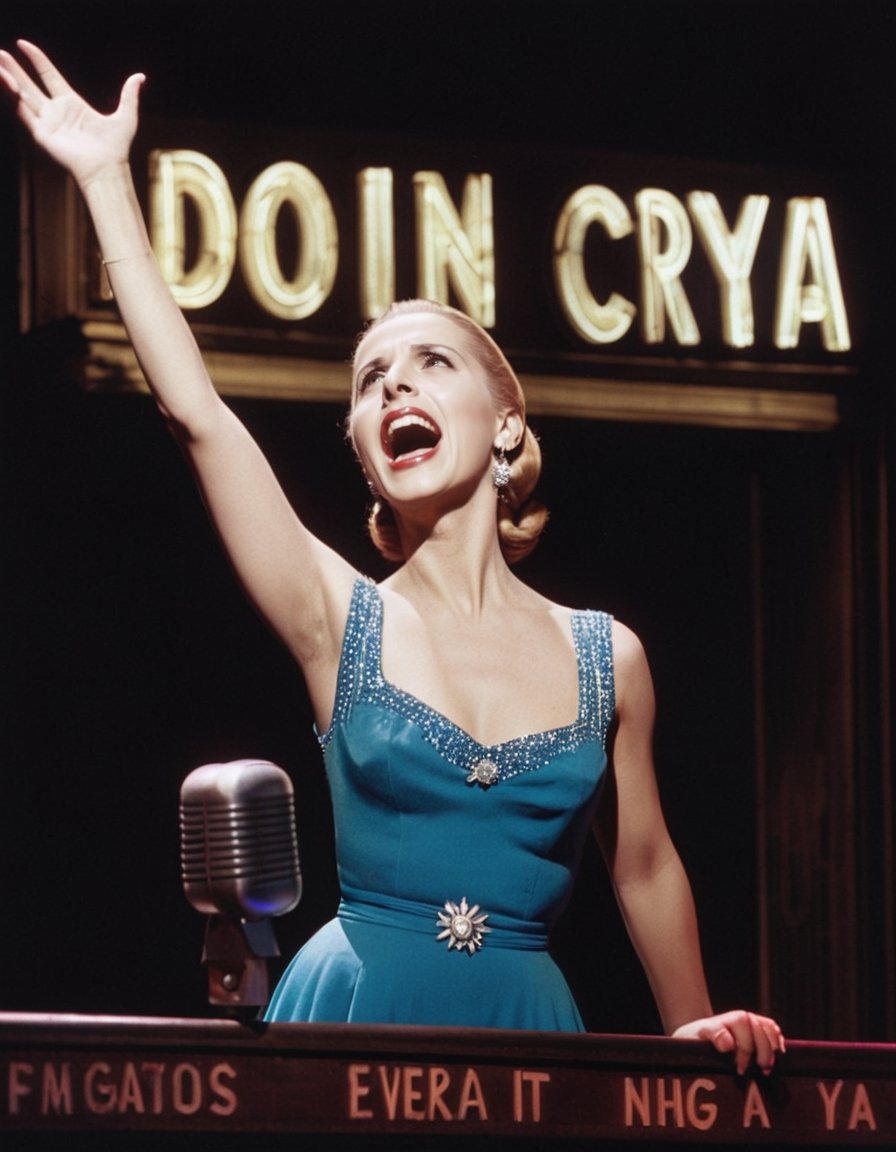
[385,506,517,618]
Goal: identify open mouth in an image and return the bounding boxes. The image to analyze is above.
[381,407,442,465]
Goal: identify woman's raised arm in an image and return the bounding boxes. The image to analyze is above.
[0,41,357,718]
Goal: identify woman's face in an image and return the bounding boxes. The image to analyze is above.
[348,311,508,508]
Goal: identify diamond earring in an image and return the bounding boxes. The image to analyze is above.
[492,446,511,493]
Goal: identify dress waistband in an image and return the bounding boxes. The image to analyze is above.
[337,891,549,952]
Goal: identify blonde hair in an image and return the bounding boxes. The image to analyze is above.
[351,300,548,564]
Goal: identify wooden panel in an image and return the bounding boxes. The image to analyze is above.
[1,1013,893,1145]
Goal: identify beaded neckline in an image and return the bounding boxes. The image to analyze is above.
[321,577,614,784]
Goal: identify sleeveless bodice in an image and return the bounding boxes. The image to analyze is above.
[265,576,615,1030]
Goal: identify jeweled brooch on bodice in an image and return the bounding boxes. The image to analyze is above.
[466,757,499,789]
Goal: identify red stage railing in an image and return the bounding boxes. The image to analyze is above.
[1,1012,893,1146]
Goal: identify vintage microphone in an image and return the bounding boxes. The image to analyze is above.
[180,759,302,1012]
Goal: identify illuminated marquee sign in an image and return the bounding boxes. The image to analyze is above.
[147,148,851,356]
[67,119,859,427]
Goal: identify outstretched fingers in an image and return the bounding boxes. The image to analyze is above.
[1,48,57,136]
[14,40,75,100]
[0,40,69,116]
[0,54,36,134]
[0,49,25,103]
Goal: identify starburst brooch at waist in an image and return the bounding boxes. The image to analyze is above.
[436,897,492,954]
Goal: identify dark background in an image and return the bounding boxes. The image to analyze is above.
[0,2,892,1035]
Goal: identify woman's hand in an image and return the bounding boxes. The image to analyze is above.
[0,40,144,185]
[673,1010,786,1075]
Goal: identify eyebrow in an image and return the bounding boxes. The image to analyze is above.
[353,356,385,395]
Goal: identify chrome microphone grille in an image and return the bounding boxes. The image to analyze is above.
[180,760,302,920]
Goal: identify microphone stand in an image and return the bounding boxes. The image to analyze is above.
[202,915,281,1012]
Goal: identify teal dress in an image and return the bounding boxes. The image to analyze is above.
[265,577,615,1031]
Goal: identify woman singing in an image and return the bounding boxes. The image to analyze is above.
[0,40,784,1072]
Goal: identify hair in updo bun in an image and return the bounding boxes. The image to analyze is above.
[356,300,548,565]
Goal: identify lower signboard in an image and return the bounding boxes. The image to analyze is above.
[1,1013,893,1145]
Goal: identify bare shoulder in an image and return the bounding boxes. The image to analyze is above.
[610,619,655,715]
[611,618,648,670]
